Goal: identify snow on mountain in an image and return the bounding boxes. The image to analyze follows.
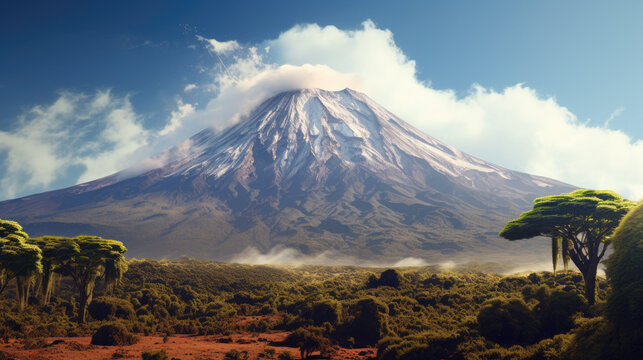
[0,88,574,262]
[137,88,543,191]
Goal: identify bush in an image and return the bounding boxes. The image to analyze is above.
[141,349,168,360]
[564,317,615,360]
[379,269,401,288]
[310,301,340,326]
[604,202,643,356]
[91,323,139,346]
[378,330,461,360]
[285,328,331,359]
[224,349,249,360]
[534,290,587,338]
[477,298,539,346]
[341,297,389,346]
[88,297,135,321]
[23,336,48,349]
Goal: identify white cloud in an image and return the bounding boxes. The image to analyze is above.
[231,246,427,267]
[187,20,643,200]
[159,99,195,136]
[183,83,198,92]
[197,35,240,55]
[0,90,150,198]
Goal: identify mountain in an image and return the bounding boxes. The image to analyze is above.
[0,88,574,263]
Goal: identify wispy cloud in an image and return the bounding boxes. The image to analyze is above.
[183,84,198,92]
[0,90,150,198]
[230,246,427,267]
[603,106,624,128]
[198,35,241,55]
[159,99,195,136]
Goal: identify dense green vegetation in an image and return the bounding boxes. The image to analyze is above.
[0,256,614,359]
[564,202,643,360]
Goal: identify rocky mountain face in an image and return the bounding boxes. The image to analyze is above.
[0,89,574,262]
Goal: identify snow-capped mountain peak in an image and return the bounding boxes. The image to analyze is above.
[159,88,519,191]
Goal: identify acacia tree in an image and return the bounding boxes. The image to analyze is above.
[57,235,128,323]
[500,189,634,304]
[27,236,80,305]
[0,219,43,311]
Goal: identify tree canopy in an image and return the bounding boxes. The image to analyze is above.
[0,219,42,311]
[55,235,128,322]
[500,189,635,304]
[27,236,80,304]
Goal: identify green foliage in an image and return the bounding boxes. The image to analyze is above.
[0,219,42,312]
[309,300,340,326]
[604,201,643,356]
[224,349,249,360]
[377,330,462,360]
[378,269,402,288]
[344,297,389,346]
[0,257,606,359]
[141,349,168,360]
[533,289,587,339]
[27,236,79,305]
[91,323,139,346]
[477,298,539,346]
[499,189,635,304]
[564,317,616,360]
[88,296,135,321]
[56,235,128,322]
[285,327,332,359]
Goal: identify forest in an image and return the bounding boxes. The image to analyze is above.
[0,191,640,360]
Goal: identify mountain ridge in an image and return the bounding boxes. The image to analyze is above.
[0,88,574,262]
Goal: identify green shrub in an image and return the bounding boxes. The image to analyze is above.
[224,349,249,360]
[477,298,539,346]
[22,336,48,349]
[378,269,401,288]
[534,290,587,338]
[91,323,139,346]
[564,317,615,360]
[141,349,168,360]
[309,301,340,326]
[88,297,135,321]
[604,202,643,356]
[341,297,389,346]
[285,327,331,359]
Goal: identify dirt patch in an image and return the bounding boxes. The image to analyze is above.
[0,332,375,360]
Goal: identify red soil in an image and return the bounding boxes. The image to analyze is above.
[0,331,375,360]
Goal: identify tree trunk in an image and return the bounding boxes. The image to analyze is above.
[77,277,97,323]
[78,286,92,323]
[16,276,30,312]
[43,272,55,305]
[582,265,598,305]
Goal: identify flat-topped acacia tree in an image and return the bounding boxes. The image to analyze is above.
[500,189,635,304]
[27,236,80,305]
[56,235,128,323]
[0,219,43,312]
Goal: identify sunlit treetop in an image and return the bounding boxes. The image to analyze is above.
[500,189,635,241]
[0,219,28,243]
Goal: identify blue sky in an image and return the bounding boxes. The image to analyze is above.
[0,0,642,200]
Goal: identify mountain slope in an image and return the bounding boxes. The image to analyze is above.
[0,89,574,262]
